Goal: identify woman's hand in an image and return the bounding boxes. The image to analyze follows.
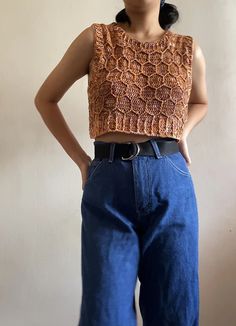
[79,156,92,191]
[178,136,192,167]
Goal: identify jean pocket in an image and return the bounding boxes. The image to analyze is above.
[84,158,106,188]
[163,152,191,177]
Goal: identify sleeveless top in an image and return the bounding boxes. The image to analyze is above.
[87,22,194,140]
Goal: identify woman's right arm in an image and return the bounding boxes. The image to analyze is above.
[34,24,94,190]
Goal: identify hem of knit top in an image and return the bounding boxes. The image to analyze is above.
[89,111,185,140]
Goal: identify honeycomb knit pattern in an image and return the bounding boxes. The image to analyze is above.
[87,22,194,140]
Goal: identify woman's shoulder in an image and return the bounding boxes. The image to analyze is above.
[169,29,195,53]
[88,22,110,29]
[169,28,193,41]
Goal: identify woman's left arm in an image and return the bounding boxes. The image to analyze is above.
[179,38,209,165]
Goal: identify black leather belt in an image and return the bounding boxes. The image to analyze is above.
[93,137,179,161]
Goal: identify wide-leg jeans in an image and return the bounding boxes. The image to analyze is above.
[78,139,199,326]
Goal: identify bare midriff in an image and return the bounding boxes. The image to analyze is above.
[95,131,178,144]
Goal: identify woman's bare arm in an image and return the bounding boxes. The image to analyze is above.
[178,38,209,165]
[34,25,94,170]
[182,39,209,140]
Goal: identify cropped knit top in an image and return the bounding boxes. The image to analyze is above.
[87,22,194,140]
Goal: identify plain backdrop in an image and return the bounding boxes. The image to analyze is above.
[1,0,236,325]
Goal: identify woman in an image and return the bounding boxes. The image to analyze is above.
[34,0,208,325]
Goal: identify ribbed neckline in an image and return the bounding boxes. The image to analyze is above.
[110,22,171,45]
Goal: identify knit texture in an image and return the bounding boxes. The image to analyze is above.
[87,22,194,140]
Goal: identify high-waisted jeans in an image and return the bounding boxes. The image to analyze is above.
[78,139,199,326]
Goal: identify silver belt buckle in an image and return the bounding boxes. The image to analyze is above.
[121,142,141,160]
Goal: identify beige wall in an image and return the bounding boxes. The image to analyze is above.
[1,0,236,325]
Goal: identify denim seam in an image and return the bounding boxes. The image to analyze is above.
[84,159,106,189]
[145,157,152,214]
[164,155,191,177]
[131,160,141,221]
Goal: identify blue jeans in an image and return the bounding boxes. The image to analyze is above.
[78,139,199,326]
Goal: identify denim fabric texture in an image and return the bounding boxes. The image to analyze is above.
[78,139,199,326]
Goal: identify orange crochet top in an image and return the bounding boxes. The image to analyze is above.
[87,22,194,140]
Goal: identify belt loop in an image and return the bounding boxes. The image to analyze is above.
[149,139,162,159]
[108,143,116,163]
[93,140,97,159]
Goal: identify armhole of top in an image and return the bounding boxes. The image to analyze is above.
[190,36,194,62]
[89,23,97,69]
[189,36,194,81]
[188,35,194,60]
[89,23,103,66]
[183,34,194,68]
[184,35,194,92]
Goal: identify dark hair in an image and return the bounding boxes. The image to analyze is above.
[115,3,179,30]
